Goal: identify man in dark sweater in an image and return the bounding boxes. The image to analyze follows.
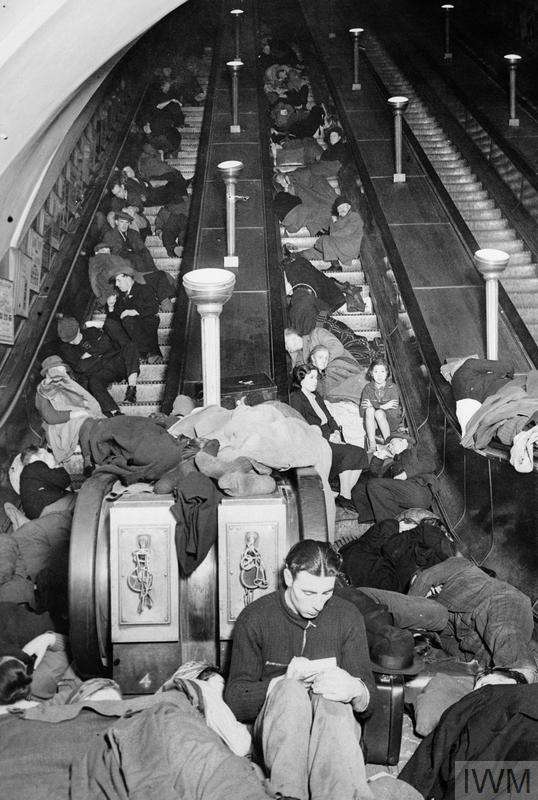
[224,540,376,800]
[19,446,73,520]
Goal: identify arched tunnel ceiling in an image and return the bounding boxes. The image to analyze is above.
[0,0,187,262]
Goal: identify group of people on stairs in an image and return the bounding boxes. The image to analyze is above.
[1,14,537,800]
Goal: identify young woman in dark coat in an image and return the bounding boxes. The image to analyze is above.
[289,364,368,506]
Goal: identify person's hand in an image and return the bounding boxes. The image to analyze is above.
[106,295,117,310]
[361,399,372,410]
[474,672,517,691]
[394,471,407,481]
[80,353,91,360]
[311,667,368,707]
[329,430,342,443]
[70,409,88,419]
[120,309,139,318]
[22,632,56,668]
[286,656,318,684]
[382,399,399,410]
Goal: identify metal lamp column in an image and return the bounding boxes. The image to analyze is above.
[474,249,510,359]
[349,28,364,91]
[227,60,243,134]
[504,54,522,127]
[388,96,409,183]
[182,269,236,406]
[217,160,243,269]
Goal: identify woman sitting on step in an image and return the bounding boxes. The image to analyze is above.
[295,196,364,270]
[289,364,368,507]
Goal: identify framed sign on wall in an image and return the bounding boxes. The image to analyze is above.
[0,278,14,345]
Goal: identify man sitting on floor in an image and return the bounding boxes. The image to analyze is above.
[224,539,376,800]
[106,266,163,365]
[55,315,139,410]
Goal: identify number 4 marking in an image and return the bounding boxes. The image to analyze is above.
[139,673,152,689]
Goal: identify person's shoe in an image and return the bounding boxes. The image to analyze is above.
[160,298,174,313]
[218,471,276,497]
[195,451,253,480]
[124,386,137,404]
[335,495,357,512]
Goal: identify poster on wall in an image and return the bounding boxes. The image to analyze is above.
[13,250,32,318]
[27,229,43,291]
[0,278,14,345]
[48,192,64,250]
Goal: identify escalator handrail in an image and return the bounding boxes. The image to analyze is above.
[253,0,293,402]
[160,20,221,413]
[402,26,538,198]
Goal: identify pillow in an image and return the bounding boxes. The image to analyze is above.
[414,673,474,737]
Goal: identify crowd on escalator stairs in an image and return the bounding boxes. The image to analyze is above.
[0,15,537,800]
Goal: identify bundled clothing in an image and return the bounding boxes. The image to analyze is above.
[460,372,538,451]
[399,685,538,800]
[170,473,224,577]
[340,520,454,593]
[35,376,103,464]
[19,461,71,519]
[80,416,185,485]
[0,692,271,800]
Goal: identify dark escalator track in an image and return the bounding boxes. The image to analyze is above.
[263,0,538,593]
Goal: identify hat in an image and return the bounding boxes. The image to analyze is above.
[40,355,68,377]
[57,316,79,343]
[172,394,196,417]
[94,242,110,254]
[335,195,351,209]
[116,211,133,222]
[107,264,137,280]
[370,628,423,675]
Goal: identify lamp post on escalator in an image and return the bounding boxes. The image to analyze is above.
[504,54,521,127]
[441,5,454,62]
[182,269,236,407]
[230,9,244,61]
[388,96,409,183]
[349,28,364,91]
[217,159,244,269]
[474,249,510,360]
[227,60,243,134]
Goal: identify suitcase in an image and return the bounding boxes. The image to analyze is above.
[362,673,405,766]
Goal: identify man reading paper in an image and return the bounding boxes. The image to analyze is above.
[225,540,376,800]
